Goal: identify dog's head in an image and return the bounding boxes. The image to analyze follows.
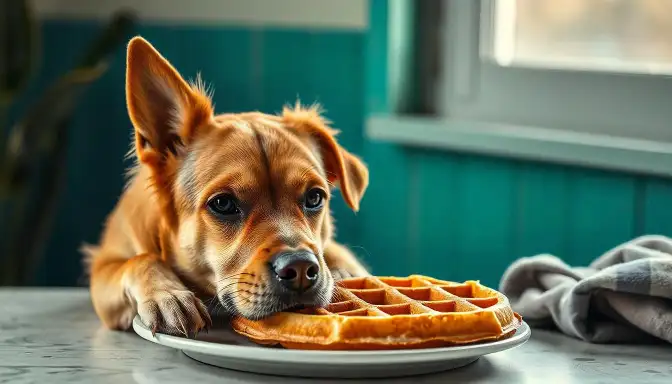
[124,37,368,319]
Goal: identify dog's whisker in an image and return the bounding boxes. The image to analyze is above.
[218,277,254,283]
[225,288,263,305]
[219,288,256,299]
[210,301,223,316]
[347,245,372,260]
[216,288,254,304]
[221,281,255,288]
[205,297,221,312]
[218,281,256,294]
[219,272,256,278]
[217,273,255,281]
[215,273,256,285]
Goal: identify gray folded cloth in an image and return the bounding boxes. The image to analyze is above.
[499,235,672,344]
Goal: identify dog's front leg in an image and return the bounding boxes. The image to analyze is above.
[90,252,211,336]
[323,241,370,281]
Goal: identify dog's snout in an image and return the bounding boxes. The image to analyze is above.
[270,251,320,292]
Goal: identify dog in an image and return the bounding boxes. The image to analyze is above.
[84,36,370,337]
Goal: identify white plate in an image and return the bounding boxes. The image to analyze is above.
[133,316,531,379]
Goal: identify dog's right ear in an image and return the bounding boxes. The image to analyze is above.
[126,36,213,165]
[282,104,369,212]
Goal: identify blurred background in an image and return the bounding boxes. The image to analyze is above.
[3,0,672,289]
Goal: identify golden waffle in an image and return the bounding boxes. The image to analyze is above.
[231,275,523,350]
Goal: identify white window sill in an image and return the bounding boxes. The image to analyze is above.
[366,115,672,177]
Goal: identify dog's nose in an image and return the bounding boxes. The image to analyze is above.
[270,251,320,292]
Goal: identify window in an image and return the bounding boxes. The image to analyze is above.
[490,0,672,75]
[437,0,672,143]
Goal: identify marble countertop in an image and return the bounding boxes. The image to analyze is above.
[1,288,671,383]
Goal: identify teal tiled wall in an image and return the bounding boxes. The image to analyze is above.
[358,146,668,287]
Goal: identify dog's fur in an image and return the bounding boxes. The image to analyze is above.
[84,37,370,336]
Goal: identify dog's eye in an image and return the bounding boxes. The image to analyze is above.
[207,194,241,218]
[304,188,325,211]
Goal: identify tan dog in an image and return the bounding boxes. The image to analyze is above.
[84,36,370,337]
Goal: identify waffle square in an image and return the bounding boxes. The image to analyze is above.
[231,275,523,350]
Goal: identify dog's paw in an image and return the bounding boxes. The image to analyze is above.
[137,290,212,338]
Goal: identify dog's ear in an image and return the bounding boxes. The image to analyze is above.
[332,147,369,211]
[125,36,213,229]
[283,104,369,212]
[125,36,213,164]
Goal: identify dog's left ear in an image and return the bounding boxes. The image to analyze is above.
[125,36,214,229]
[283,105,369,211]
[126,36,213,165]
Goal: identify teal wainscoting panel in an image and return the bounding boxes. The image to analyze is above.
[361,147,643,287]
[513,162,570,261]
[383,149,520,287]
[642,177,672,235]
[450,155,517,287]
[565,169,637,266]
[358,142,413,275]
[411,149,461,280]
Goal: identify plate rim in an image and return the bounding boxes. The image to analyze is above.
[132,316,530,364]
